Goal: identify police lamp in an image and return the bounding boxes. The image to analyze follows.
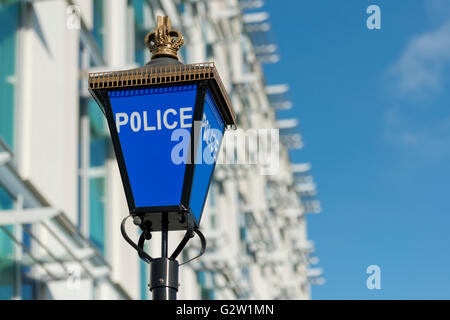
[88,16,235,300]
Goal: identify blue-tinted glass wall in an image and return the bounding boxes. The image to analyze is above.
[79,0,107,256]
[88,100,108,255]
[0,3,19,300]
[0,3,18,149]
[92,0,105,54]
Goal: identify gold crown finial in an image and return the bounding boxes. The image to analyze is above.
[145,16,184,60]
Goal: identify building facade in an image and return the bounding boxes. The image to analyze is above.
[0,0,323,300]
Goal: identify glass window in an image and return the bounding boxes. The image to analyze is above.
[78,98,108,256]
[89,177,105,254]
[132,0,145,26]
[88,100,107,255]
[90,137,107,168]
[21,225,35,300]
[131,0,152,65]
[0,186,14,299]
[0,3,19,149]
[197,271,215,300]
[88,99,106,137]
[93,0,105,54]
[206,43,214,59]
[132,0,145,65]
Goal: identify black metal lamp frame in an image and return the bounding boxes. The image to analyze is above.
[89,61,236,301]
[93,79,230,232]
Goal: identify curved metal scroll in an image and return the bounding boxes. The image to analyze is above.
[120,215,153,262]
[120,214,206,265]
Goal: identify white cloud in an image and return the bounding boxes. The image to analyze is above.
[382,4,450,156]
[384,108,450,156]
[387,22,450,100]
[384,19,450,155]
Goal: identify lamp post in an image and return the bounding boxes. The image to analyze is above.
[88,16,236,300]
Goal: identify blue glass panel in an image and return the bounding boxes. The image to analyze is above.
[197,271,215,300]
[108,85,197,208]
[0,280,13,300]
[0,3,19,150]
[89,99,105,136]
[89,177,105,254]
[178,2,186,14]
[135,49,145,66]
[90,137,107,167]
[0,185,14,299]
[132,0,145,26]
[92,0,104,54]
[0,185,12,211]
[0,230,13,258]
[131,0,147,65]
[21,224,35,299]
[189,90,224,224]
[179,46,187,62]
[21,283,35,300]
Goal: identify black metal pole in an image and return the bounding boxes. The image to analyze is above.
[149,212,179,300]
[161,212,168,258]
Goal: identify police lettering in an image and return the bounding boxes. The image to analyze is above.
[116,107,192,133]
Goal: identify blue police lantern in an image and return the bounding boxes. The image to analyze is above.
[88,17,236,232]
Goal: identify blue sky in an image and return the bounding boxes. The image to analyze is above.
[263,0,450,299]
